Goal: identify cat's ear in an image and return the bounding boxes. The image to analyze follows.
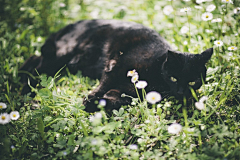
[200,48,213,63]
[166,50,181,63]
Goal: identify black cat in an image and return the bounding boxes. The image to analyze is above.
[19,19,213,112]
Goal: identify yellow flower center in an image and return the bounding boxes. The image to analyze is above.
[130,71,133,74]
[226,0,229,1]
[152,97,156,100]
[13,114,16,117]
[0,105,2,109]
[206,15,209,18]
[2,116,6,120]
[231,47,234,49]
[217,42,220,44]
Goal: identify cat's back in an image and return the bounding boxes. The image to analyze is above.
[46,20,170,56]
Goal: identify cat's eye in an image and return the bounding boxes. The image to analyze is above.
[189,81,195,86]
[170,77,177,82]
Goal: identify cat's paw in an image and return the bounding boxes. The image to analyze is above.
[83,96,101,112]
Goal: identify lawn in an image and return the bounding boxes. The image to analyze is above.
[0,0,240,159]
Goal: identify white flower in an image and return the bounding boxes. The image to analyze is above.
[127,69,138,77]
[0,102,7,109]
[195,102,205,110]
[95,112,102,119]
[234,7,240,14]
[195,5,203,9]
[99,99,106,106]
[163,5,174,15]
[196,0,203,4]
[0,113,10,125]
[180,26,189,34]
[201,12,213,21]
[145,120,150,123]
[228,46,237,51]
[183,41,188,45]
[183,0,191,1]
[10,111,20,120]
[206,4,216,12]
[214,40,223,47]
[211,18,222,23]
[205,29,213,33]
[136,80,148,89]
[195,96,208,110]
[89,115,95,122]
[222,0,233,4]
[146,91,162,104]
[180,7,191,12]
[59,2,66,7]
[199,96,208,103]
[131,74,139,83]
[228,52,233,56]
[129,144,138,150]
[168,123,182,134]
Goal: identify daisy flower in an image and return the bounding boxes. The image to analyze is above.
[127,69,138,77]
[168,123,182,134]
[95,112,102,119]
[196,0,203,4]
[99,99,106,106]
[214,40,223,47]
[129,144,138,150]
[131,74,139,83]
[201,12,213,21]
[163,5,174,15]
[146,91,162,104]
[0,113,10,125]
[233,7,240,14]
[228,52,233,56]
[10,111,20,120]
[180,7,191,13]
[222,0,233,4]
[228,46,237,51]
[0,102,7,109]
[180,26,189,34]
[195,96,208,110]
[211,18,222,23]
[135,80,148,89]
[206,4,216,12]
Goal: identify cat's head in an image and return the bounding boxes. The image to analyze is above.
[161,48,213,99]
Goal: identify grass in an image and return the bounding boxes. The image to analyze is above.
[0,0,240,159]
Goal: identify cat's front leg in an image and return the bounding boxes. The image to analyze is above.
[83,89,131,113]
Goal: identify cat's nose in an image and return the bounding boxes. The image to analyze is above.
[177,88,184,95]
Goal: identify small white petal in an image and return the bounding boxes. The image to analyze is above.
[163,5,174,15]
[95,112,102,119]
[146,91,162,104]
[168,123,182,134]
[195,102,205,110]
[0,102,7,109]
[127,69,138,77]
[0,113,10,124]
[135,80,148,89]
[10,111,20,120]
[131,74,139,83]
[199,96,208,103]
[129,144,138,150]
[206,4,216,12]
[99,99,106,106]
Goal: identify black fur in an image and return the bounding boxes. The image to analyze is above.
[19,19,213,112]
